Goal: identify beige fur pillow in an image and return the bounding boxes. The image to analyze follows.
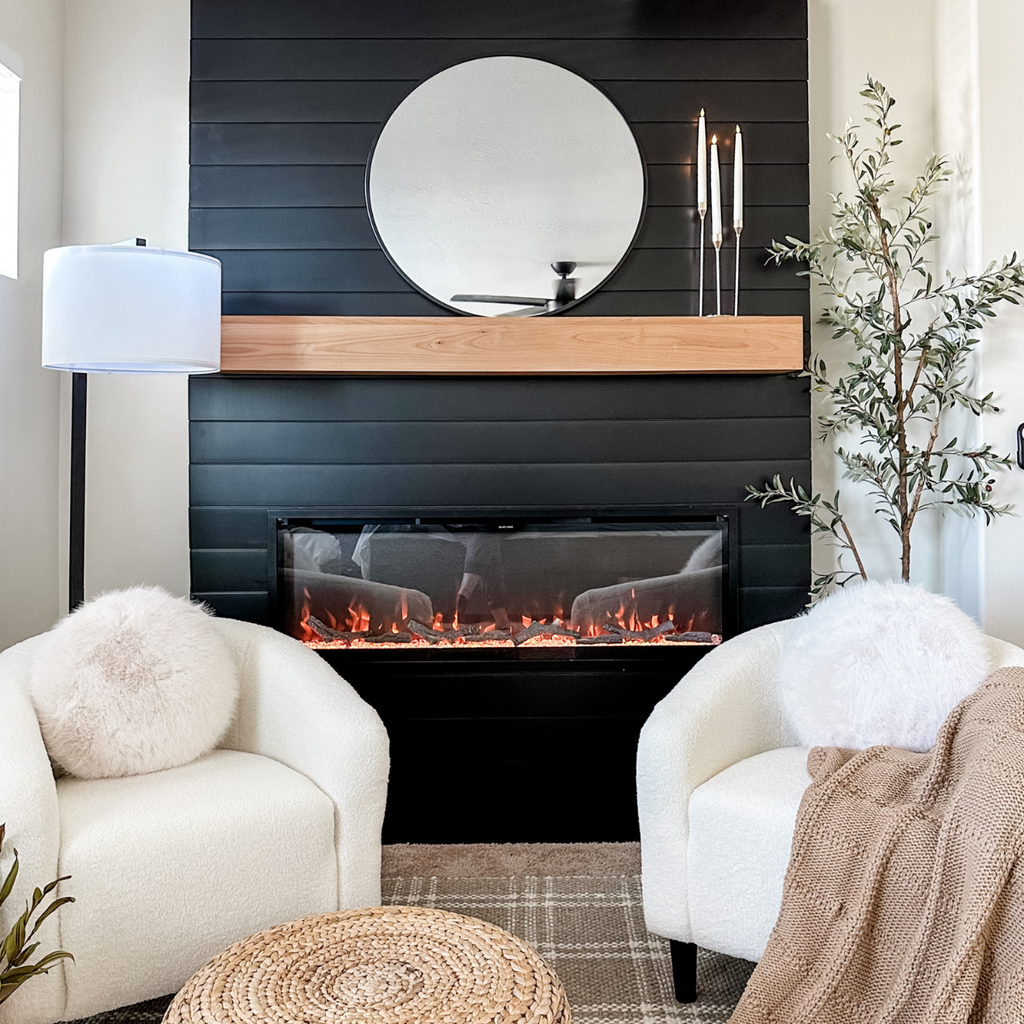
[30,586,238,778]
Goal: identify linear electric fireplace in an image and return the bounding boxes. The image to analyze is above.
[272,509,734,655]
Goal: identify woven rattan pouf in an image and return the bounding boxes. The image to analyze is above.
[163,906,571,1024]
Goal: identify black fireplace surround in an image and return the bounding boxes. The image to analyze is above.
[188,0,810,840]
[189,375,808,842]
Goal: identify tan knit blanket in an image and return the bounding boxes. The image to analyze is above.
[729,666,1024,1024]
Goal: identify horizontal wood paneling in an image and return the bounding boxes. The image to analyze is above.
[743,544,810,588]
[193,591,271,624]
[190,459,809,508]
[188,497,809,551]
[208,250,804,294]
[190,374,810,422]
[741,585,808,626]
[191,548,267,591]
[220,289,811,319]
[220,291,447,317]
[574,289,811,318]
[635,206,809,249]
[191,166,368,207]
[192,160,807,210]
[190,191,806,252]
[192,202,808,254]
[191,79,806,125]
[192,38,808,83]
[633,122,808,165]
[192,1,807,41]
[190,507,270,548]
[191,123,379,165]
[193,126,808,180]
[738,501,810,544]
[191,417,809,465]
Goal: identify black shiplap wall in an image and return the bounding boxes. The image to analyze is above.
[188,0,811,630]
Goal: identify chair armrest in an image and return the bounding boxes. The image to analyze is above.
[984,635,1024,669]
[213,620,389,910]
[637,621,795,942]
[0,635,67,1024]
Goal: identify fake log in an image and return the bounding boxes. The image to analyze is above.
[285,567,433,638]
[570,566,723,636]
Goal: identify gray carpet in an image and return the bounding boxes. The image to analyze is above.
[62,844,753,1024]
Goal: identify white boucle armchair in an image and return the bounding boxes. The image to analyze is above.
[0,618,389,1024]
[636,619,1024,1002]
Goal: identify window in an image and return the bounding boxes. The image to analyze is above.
[0,42,22,280]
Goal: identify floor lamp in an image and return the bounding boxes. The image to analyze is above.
[41,240,221,611]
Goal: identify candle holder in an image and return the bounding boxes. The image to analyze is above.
[698,211,706,316]
[696,108,708,317]
[714,237,723,316]
[709,132,723,317]
[732,124,744,317]
[733,223,742,316]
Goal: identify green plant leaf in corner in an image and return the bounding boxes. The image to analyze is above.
[0,825,75,1005]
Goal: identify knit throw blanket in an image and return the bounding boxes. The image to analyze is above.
[729,666,1024,1024]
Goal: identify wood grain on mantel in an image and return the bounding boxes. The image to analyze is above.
[219,315,804,375]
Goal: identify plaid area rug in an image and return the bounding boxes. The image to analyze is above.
[383,872,753,1024]
[62,849,753,1024]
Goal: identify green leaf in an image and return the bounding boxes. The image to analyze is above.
[27,897,75,940]
[0,859,17,907]
[8,942,40,969]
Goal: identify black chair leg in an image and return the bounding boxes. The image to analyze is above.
[669,939,697,1002]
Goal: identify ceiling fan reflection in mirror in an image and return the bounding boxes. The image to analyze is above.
[451,262,580,317]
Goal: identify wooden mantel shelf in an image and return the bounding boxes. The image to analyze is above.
[219,315,804,375]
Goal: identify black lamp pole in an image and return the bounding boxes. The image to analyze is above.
[69,371,87,611]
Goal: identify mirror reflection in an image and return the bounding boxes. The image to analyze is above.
[366,56,646,316]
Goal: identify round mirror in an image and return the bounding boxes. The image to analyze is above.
[366,56,646,317]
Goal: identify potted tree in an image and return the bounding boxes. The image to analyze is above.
[749,77,1024,597]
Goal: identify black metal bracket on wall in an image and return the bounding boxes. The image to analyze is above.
[1017,423,1024,469]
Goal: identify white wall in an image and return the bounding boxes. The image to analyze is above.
[978,0,1024,647]
[0,0,64,650]
[61,0,192,601]
[933,0,985,621]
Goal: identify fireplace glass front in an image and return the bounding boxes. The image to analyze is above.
[275,513,728,652]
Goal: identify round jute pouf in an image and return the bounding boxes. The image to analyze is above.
[163,906,571,1024]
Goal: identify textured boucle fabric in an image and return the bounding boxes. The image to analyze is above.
[729,666,1024,1024]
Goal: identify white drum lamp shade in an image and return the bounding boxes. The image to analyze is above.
[42,245,221,373]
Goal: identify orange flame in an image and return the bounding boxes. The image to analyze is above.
[298,590,720,650]
[299,588,315,641]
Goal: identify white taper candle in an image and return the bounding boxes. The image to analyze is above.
[710,135,722,244]
[697,109,707,215]
[733,125,744,230]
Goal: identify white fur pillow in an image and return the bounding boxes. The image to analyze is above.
[30,586,238,779]
[777,581,990,752]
